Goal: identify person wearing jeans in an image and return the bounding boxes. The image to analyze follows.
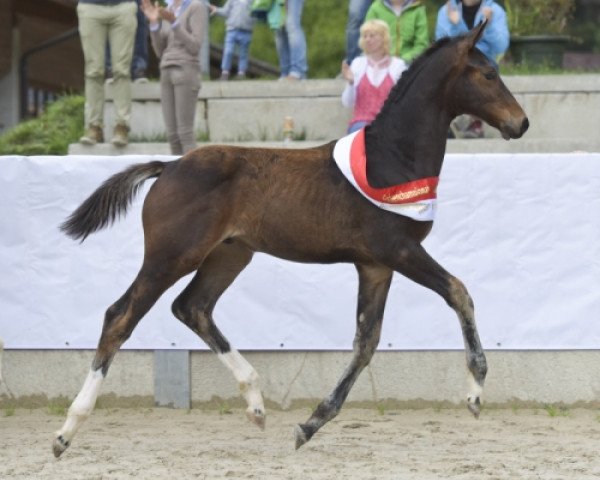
[345,0,373,64]
[274,0,307,80]
[209,0,255,80]
[131,0,149,80]
[221,29,252,78]
[143,0,206,154]
[77,0,137,147]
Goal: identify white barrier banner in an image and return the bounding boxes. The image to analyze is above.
[1,153,599,350]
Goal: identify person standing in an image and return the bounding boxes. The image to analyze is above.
[105,0,149,83]
[77,0,138,147]
[274,0,308,80]
[435,0,509,138]
[435,0,509,66]
[142,0,206,155]
[365,0,429,64]
[345,0,374,64]
[209,0,255,80]
[341,19,406,133]
[131,0,150,82]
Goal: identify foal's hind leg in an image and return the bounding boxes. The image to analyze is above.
[171,241,265,428]
[392,243,487,417]
[295,264,393,449]
[52,264,183,458]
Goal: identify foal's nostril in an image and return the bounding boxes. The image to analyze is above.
[520,117,530,135]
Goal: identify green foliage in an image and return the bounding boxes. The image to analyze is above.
[303,0,346,78]
[504,0,575,36]
[568,1,600,52]
[499,62,574,75]
[0,95,84,155]
[568,19,600,53]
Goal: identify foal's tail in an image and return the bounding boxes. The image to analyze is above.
[60,160,168,241]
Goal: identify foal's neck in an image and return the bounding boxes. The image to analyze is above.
[364,95,451,188]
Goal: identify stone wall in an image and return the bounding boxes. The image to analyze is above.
[102,75,600,147]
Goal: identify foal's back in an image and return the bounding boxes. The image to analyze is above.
[143,143,422,264]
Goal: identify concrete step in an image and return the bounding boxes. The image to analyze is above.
[97,75,600,144]
[68,138,600,156]
[68,140,327,155]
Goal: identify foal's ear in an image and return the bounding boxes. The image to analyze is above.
[467,19,487,49]
[457,19,487,59]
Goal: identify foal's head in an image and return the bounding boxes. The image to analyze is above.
[440,20,529,139]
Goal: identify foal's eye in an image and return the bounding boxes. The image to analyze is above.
[484,70,497,80]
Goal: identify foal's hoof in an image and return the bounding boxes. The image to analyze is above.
[245,408,266,430]
[294,424,309,450]
[294,423,316,450]
[467,396,481,419]
[52,435,69,458]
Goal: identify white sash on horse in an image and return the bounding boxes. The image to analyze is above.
[333,129,438,221]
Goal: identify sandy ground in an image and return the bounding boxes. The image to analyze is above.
[1,407,599,479]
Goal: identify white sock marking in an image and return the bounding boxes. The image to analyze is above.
[218,350,264,415]
[467,372,483,401]
[56,369,104,444]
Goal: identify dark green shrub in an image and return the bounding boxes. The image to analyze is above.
[0,95,84,155]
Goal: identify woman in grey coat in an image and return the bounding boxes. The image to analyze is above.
[141,0,206,154]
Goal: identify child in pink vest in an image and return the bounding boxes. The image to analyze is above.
[341,19,406,134]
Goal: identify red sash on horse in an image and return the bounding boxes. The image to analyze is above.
[334,128,438,221]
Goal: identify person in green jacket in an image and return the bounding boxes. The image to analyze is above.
[365,0,429,63]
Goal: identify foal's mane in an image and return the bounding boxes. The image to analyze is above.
[379,36,458,110]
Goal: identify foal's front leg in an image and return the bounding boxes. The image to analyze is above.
[295,264,393,449]
[392,243,487,417]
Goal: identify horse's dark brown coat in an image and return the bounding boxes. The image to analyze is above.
[58,21,528,453]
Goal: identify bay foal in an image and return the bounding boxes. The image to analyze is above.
[53,21,528,457]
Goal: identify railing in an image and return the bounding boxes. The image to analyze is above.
[24,88,57,118]
[19,27,80,120]
[18,26,278,120]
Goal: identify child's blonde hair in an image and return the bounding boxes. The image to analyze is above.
[358,19,391,55]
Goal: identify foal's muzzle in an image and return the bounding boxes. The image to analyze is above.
[501,116,529,140]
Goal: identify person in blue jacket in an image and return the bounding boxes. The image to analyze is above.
[435,0,509,67]
[435,0,509,138]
